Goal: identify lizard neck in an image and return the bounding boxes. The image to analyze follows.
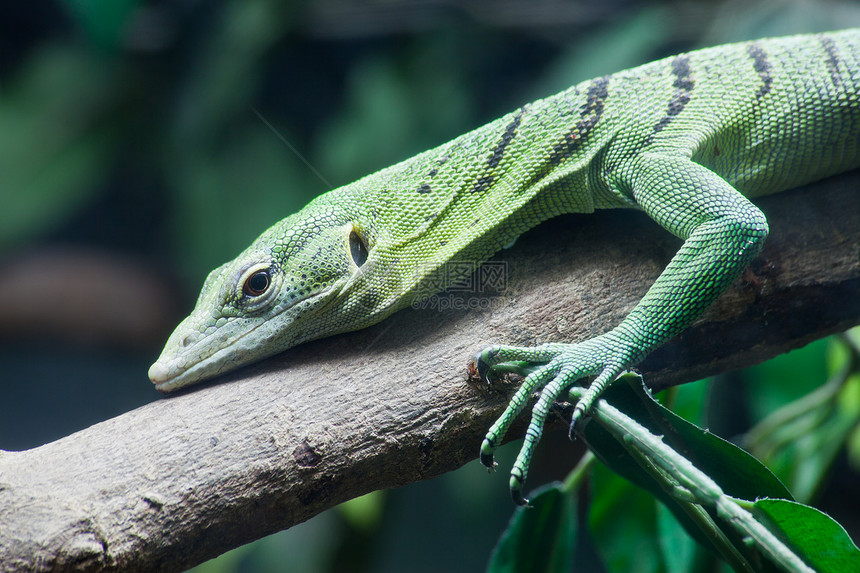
[333,81,619,322]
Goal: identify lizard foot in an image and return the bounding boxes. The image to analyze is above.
[474,335,631,505]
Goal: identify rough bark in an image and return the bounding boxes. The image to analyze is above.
[1,171,858,572]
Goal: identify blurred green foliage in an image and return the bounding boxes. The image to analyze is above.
[2,0,860,571]
[0,46,114,246]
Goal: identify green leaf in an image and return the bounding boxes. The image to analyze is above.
[754,499,860,572]
[656,502,699,573]
[579,374,791,566]
[588,464,664,573]
[581,374,791,503]
[487,483,576,573]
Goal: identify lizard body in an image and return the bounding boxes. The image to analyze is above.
[150,29,860,503]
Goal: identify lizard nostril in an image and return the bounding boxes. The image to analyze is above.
[181,335,193,348]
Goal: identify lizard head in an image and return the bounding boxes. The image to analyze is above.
[148,204,371,392]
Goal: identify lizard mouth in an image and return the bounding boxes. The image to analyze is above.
[149,332,263,393]
[149,313,298,393]
[148,308,292,392]
[149,288,337,393]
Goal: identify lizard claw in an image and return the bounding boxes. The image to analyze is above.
[475,335,630,503]
[568,404,586,440]
[473,347,500,384]
[480,438,497,470]
[510,470,531,507]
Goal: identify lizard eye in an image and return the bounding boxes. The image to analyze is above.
[349,229,368,267]
[243,270,271,297]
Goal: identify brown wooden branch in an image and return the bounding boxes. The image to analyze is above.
[1,171,858,572]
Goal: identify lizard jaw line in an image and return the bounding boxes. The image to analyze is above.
[149,314,277,392]
[150,289,336,392]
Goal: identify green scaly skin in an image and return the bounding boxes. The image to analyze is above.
[150,29,860,505]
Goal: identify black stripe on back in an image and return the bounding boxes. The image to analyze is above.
[747,43,773,99]
[488,107,526,169]
[648,55,695,141]
[819,35,843,89]
[548,76,609,166]
[470,106,527,193]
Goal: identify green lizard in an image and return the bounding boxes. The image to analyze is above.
[150,29,860,505]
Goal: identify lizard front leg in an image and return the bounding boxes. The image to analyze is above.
[477,152,769,505]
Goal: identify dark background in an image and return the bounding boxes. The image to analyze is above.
[1,1,858,571]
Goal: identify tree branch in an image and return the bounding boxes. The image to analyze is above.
[1,171,858,572]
